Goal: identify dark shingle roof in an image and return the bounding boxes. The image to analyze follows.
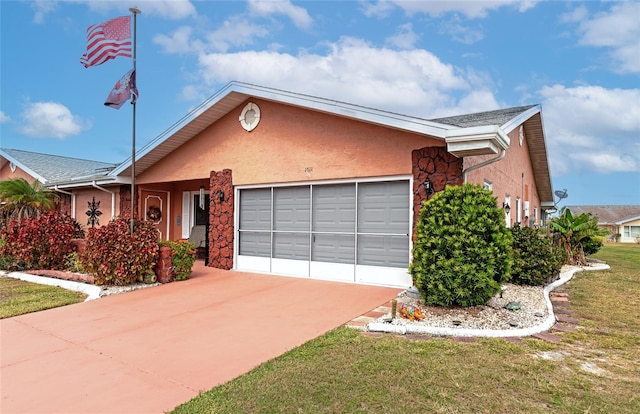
[1,149,117,184]
[565,205,640,224]
[428,105,537,128]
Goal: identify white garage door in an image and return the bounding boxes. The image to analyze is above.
[236,179,412,287]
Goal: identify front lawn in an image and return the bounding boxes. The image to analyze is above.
[172,243,640,413]
[0,277,86,318]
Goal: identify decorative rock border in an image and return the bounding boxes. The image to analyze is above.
[366,263,610,337]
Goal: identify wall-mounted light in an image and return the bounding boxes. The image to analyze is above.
[503,202,511,214]
[199,186,205,210]
[424,178,434,195]
[215,189,225,203]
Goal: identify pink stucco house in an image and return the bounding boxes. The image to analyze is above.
[1,82,554,287]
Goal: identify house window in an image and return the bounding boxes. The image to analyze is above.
[483,180,492,191]
[623,226,640,238]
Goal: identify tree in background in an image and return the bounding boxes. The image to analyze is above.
[550,208,608,266]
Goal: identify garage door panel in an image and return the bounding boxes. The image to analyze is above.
[358,181,409,234]
[239,232,271,257]
[240,189,271,230]
[357,235,409,268]
[311,234,355,264]
[274,186,310,231]
[313,184,355,232]
[274,233,310,260]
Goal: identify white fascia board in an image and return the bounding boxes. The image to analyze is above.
[501,105,541,134]
[0,150,47,184]
[541,201,555,208]
[445,125,510,157]
[46,176,129,190]
[616,215,640,225]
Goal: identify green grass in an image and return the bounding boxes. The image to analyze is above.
[0,277,86,318]
[172,243,640,413]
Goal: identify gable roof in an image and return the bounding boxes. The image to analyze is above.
[109,82,552,206]
[0,148,117,185]
[428,105,537,129]
[565,205,640,224]
[110,81,455,177]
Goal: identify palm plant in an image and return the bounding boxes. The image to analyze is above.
[0,178,59,223]
[550,207,608,265]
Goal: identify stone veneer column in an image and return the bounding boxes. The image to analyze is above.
[412,147,463,233]
[119,185,138,219]
[208,169,234,270]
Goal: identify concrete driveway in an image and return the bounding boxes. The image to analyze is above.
[1,262,400,413]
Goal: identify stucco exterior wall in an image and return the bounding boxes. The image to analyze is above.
[74,188,120,229]
[463,125,541,225]
[137,99,445,186]
[0,163,38,182]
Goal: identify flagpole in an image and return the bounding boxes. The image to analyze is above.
[129,6,141,234]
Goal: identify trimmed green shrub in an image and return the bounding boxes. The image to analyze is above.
[159,240,196,281]
[0,211,79,270]
[510,224,566,286]
[80,217,159,285]
[409,183,513,307]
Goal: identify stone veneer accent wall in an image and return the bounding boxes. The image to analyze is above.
[412,147,463,232]
[209,169,234,270]
[56,193,72,215]
[119,185,138,219]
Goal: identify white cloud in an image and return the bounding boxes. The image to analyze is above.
[31,0,57,23]
[19,102,88,139]
[154,26,203,54]
[205,16,270,52]
[539,84,640,175]
[438,16,484,44]
[571,2,640,73]
[190,36,501,118]
[77,0,196,20]
[385,23,418,49]
[364,0,539,19]
[0,111,10,123]
[248,0,313,29]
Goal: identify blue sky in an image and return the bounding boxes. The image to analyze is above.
[1,0,638,207]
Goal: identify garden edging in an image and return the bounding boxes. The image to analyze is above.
[0,270,102,302]
[367,263,610,337]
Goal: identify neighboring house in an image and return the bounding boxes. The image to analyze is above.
[0,149,120,225]
[565,205,640,243]
[0,81,554,287]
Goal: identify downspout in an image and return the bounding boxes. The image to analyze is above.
[92,181,116,220]
[53,186,76,219]
[462,149,506,182]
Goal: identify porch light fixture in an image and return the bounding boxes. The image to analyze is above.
[199,186,205,210]
[215,189,225,203]
[503,202,511,214]
[424,178,434,195]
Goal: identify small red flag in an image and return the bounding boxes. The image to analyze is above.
[105,69,138,109]
[81,16,131,68]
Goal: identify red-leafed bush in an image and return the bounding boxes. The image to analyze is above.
[80,217,159,285]
[0,211,79,270]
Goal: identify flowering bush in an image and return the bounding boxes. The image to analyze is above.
[0,211,79,270]
[80,217,159,285]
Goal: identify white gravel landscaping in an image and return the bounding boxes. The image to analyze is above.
[368,262,610,337]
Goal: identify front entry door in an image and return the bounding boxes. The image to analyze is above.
[142,190,169,240]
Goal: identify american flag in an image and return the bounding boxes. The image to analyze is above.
[80,16,131,68]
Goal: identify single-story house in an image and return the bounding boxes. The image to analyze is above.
[1,81,554,287]
[565,205,640,243]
